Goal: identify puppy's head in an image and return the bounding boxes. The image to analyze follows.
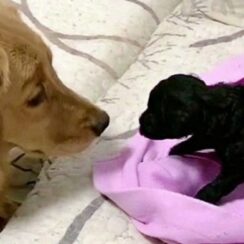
[0,7,109,157]
[139,74,206,140]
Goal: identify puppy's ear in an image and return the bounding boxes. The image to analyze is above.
[199,88,232,109]
[0,47,10,93]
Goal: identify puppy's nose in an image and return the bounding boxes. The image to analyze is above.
[139,111,150,125]
[92,111,110,136]
[139,111,155,134]
[139,113,145,125]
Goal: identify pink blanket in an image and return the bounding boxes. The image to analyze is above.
[94,55,244,244]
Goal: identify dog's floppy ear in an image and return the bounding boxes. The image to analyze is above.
[0,47,10,93]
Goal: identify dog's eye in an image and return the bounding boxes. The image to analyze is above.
[27,86,46,108]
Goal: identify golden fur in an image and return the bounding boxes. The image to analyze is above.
[0,1,109,221]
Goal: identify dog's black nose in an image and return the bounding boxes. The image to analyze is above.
[92,111,110,136]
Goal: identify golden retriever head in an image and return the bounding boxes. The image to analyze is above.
[0,4,109,157]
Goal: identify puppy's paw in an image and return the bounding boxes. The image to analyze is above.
[195,188,220,204]
[169,144,186,156]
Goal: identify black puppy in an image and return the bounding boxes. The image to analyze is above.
[139,74,244,204]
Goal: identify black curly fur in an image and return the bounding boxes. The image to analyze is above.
[139,74,244,204]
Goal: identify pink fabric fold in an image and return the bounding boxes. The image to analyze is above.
[94,55,244,244]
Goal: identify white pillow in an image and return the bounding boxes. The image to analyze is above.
[181,0,244,27]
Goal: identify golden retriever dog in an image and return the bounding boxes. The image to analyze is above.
[0,1,109,221]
